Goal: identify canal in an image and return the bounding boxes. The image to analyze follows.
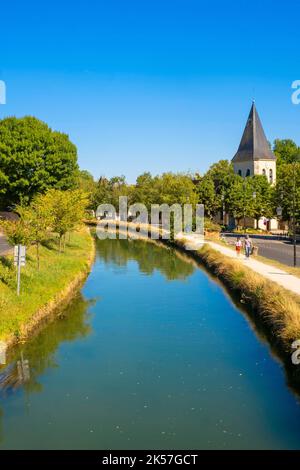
[0,238,300,449]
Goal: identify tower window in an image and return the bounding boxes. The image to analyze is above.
[246,169,251,177]
[262,168,266,176]
[238,169,242,176]
[269,169,273,183]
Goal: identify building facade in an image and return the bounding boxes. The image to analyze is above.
[231,102,278,230]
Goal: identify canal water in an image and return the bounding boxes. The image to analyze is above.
[0,238,300,449]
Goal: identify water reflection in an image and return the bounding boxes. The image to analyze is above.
[96,238,195,280]
[0,292,94,440]
[0,239,300,449]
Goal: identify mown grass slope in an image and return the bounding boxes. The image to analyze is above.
[0,229,94,343]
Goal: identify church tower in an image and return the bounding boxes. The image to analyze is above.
[232,102,276,184]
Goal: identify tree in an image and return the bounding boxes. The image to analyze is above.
[203,160,235,218]
[227,175,254,228]
[76,170,95,208]
[132,172,160,210]
[195,175,219,219]
[250,175,274,228]
[43,189,88,252]
[274,139,300,166]
[156,173,198,207]
[275,160,300,224]
[16,195,54,270]
[205,160,234,193]
[0,116,79,209]
[92,175,132,210]
[0,218,33,247]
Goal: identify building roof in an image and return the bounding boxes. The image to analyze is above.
[232,102,276,163]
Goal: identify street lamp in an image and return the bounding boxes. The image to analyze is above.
[276,206,282,217]
[291,153,300,267]
[221,194,226,225]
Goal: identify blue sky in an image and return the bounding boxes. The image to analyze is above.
[0,0,299,182]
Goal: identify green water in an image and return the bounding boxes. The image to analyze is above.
[0,239,300,449]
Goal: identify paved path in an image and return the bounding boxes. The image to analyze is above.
[0,232,11,256]
[223,234,300,267]
[207,241,300,297]
[176,234,300,297]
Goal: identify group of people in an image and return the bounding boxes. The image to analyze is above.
[235,235,252,258]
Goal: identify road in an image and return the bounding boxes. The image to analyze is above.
[223,234,300,267]
[0,232,11,256]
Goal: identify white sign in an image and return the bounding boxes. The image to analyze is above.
[14,245,26,267]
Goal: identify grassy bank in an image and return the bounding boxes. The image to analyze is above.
[0,228,94,346]
[206,235,300,279]
[189,243,300,350]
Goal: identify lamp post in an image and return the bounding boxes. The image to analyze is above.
[221,194,226,225]
[243,178,246,234]
[291,154,299,267]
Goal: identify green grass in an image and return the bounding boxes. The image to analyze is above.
[0,229,94,343]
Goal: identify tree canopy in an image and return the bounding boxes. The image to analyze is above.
[0,116,79,209]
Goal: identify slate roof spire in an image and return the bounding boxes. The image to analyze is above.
[232,102,275,162]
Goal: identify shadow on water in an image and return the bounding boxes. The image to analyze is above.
[0,292,95,442]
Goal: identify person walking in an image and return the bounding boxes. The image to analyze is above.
[235,237,242,257]
[244,235,252,259]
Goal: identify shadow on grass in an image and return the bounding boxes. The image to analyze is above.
[0,256,13,269]
[41,238,58,251]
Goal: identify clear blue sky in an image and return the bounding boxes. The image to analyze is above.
[0,0,299,182]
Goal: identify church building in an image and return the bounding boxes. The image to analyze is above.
[231,102,278,230]
[232,102,276,184]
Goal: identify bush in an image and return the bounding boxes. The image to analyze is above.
[204,218,221,233]
[0,259,15,288]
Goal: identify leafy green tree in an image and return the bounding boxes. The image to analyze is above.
[43,189,88,252]
[205,159,234,192]
[203,160,235,217]
[92,175,132,209]
[195,175,219,218]
[76,170,95,208]
[156,173,198,206]
[227,175,255,228]
[274,139,300,166]
[250,175,274,228]
[0,116,79,209]
[275,158,300,224]
[0,218,33,247]
[16,195,54,270]
[132,172,160,210]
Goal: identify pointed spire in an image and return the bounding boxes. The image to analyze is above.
[232,103,275,162]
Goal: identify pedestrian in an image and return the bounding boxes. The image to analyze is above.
[244,235,252,259]
[235,237,242,257]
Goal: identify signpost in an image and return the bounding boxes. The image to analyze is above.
[14,245,26,296]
